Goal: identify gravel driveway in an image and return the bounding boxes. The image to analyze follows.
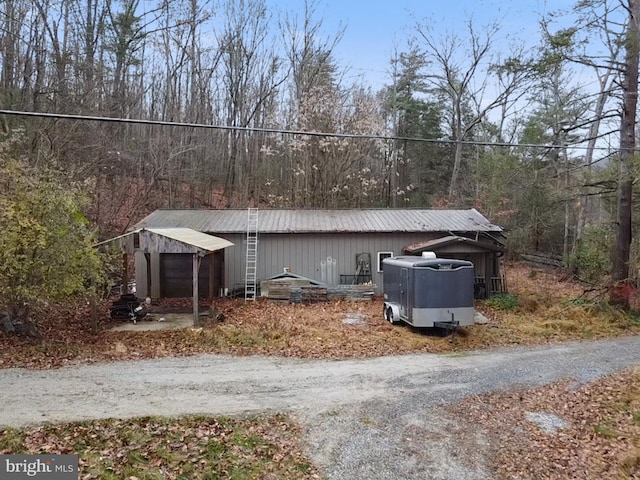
[2,336,640,479]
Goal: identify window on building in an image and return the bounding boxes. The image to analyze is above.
[377,251,394,272]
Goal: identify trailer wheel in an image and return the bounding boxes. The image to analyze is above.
[385,307,396,325]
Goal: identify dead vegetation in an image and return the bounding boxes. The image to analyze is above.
[1,263,639,369]
[0,414,321,480]
[1,263,640,479]
[451,367,640,479]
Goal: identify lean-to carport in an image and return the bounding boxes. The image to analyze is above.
[97,228,233,326]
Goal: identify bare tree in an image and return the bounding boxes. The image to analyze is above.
[414,18,533,201]
[217,0,285,205]
[540,2,624,256]
[0,0,17,108]
[278,0,387,208]
[279,0,344,104]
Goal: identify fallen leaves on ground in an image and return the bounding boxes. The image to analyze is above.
[1,263,640,479]
[0,414,320,480]
[450,367,640,480]
[1,263,639,370]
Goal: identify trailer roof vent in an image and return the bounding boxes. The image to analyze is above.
[421,251,436,259]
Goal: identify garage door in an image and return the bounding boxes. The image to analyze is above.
[159,253,222,298]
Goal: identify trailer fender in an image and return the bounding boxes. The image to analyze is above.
[383,302,400,325]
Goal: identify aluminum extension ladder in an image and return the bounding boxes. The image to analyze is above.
[244,208,259,301]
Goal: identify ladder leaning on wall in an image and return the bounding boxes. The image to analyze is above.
[244,208,259,301]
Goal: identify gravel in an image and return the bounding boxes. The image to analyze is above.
[2,335,640,479]
[524,412,567,434]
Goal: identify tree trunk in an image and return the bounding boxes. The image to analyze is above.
[574,68,616,251]
[611,0,639,309]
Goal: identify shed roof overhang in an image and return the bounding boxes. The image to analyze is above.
[403,235,506,255]
[96,227,234,256]
[96,228,234,328]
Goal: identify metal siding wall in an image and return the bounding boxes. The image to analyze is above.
[134,252,147,297]
[236,232,443,293]
[149,231,452,297]
[224,234,244,293]
[225,233,450,291]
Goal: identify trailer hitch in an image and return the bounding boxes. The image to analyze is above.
[434,313,459,337]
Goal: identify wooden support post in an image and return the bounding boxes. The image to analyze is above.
[144,253,152,298]
[220,251,225,296]
[209,253,215,303]
[193,254,201,327]
[122,253,129,293]
[90,279,98,335]
[484,254,492,298]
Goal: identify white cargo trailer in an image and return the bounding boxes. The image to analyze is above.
[382,256,474,328]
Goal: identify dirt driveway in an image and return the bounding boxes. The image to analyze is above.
[2,336,640,479]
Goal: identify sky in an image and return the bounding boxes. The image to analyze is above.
[265,0,578,89]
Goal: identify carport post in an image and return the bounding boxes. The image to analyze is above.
[193,254,201,327]
[122,253,129,293]
[144,253,152,298]
[209,253,215,303]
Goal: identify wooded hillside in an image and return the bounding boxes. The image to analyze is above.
[1,0,639,287]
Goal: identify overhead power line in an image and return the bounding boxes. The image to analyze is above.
[0,109,626,152]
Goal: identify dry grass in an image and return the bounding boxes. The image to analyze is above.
[2,263,640,479]
[507,263,586,299]
[470,263,640,347]
[481,302,637,342]
[0,414,321,480]
[1,262,639,369]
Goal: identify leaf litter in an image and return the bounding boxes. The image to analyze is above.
[1,263,640,478]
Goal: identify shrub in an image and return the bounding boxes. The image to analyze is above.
[569,225,614,283]
[0,150,106,335]
[482,293,519,311]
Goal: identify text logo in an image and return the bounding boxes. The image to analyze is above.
[0,455,78,479]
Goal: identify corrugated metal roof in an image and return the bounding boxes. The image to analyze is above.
[146,228,234,252]
[134,209,503,234]
[95,228,233,254]
[404,235,506,253]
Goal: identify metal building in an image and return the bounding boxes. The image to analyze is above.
[132,208,506,299]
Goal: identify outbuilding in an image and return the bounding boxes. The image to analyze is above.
[132,208,506,299]
[97,227,233,325]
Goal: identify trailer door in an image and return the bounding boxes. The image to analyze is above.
[400,267,409,319]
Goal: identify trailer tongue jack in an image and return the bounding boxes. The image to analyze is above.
[434,321,460,337]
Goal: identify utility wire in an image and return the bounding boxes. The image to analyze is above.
[0,109,629,152]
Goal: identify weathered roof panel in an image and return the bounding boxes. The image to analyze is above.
[404,235,506,253]
[95,227,233,254]
[145,228,234,253]
[134,209,503,234]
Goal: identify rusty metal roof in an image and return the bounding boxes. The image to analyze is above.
[134,209,503,234]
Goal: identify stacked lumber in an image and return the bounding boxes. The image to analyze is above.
[266,285,291,300]
[285,285,376,303]
[289,286,329,303]
[327,285,376,301]
[262,278,311,300]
